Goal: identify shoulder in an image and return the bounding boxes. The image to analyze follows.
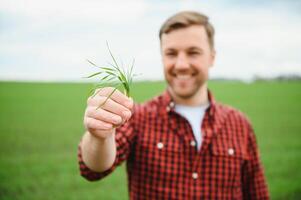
[129,93,166,134]
[216,102,252,128]
[214,103,259,156]
[214,102,256,145]
[133,93,164,116]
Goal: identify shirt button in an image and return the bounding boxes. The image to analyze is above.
[190,140,196,147]
[169,101,175,108]
[166,106,170,112]
[157,142,164,149]
[192,172,198,179]
[228,148,235,156]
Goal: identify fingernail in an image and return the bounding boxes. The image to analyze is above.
[112,116,122,124]
[123,111,132,119]
[125,101,133,109]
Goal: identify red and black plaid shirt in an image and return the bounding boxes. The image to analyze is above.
[78,90,269,200]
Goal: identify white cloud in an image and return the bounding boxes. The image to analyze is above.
[1,0,149,23]
[1,0,300,81]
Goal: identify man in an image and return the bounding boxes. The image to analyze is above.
[78,11,269,199]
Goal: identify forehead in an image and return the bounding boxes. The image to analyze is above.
[161,25,209,50]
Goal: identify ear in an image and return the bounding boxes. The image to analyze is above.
[209,49,216,67]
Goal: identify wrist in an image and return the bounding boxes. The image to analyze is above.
[87,129,115,144]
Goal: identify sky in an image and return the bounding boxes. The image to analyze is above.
[1,0,301,82]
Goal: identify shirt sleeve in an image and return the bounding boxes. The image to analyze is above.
[78,111,137,181]
[242,124,270,200]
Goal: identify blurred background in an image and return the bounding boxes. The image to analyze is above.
[1,0,301,81]
[0,0,301,199]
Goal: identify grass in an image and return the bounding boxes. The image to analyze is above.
[0,80,300,199]
[85,42,136,102]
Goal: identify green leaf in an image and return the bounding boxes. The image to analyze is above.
[105,76,117,83]
[92,87,103,98]
[101,67,116,72]
[101,74,113,81]
[97,87,118,109]
[106,41,119,70]
[83,71,102,78]
[107,62,120,72]
[118,70,127,83]
[104,70,117,77]
[86,59,99,68]
[85,41,138,100]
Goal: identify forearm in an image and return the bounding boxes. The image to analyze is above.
[81,131,116,172]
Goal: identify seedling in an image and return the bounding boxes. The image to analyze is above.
[85,42,136,109]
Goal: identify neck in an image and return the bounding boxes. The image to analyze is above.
[169,84,209,106]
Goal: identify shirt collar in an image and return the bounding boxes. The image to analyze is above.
[160,88,217,118]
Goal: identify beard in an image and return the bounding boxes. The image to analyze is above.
[168,79,204,99]
[165,71,207,100]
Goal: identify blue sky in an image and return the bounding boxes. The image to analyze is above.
[1,0,301,81]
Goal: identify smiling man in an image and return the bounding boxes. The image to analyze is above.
[78,11,269,199]
[162,24,214,106]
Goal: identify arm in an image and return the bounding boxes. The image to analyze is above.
[81,130,116,172]
[80,87,133,173]
[242,126,269,200]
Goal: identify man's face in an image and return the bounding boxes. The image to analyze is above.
[161,25,215,100]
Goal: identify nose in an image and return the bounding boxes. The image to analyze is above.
[175,53,189,70]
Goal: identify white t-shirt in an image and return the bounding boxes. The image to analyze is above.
[175,103,210,150]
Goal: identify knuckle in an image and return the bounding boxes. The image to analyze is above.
[85,118,92,128]
[85,107,94,117]
[87,96,96,105]
[94,88,101,93]
[104,87,115,95]
[106,86,114,91]
[99,97,111,107]
[98,95,107,102]
[88,119,101,130]
[90,88,102,98]
[97,87,110,95]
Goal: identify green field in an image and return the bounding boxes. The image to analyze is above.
[0,81,300,200]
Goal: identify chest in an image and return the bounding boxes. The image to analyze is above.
[130,113,249,198]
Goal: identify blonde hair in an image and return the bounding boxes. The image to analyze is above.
[159,11,215,49]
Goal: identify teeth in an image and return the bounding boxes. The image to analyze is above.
[176,74,191,80]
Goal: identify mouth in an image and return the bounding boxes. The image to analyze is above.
[175,74,191,80]
[171,70,197,80]
[168,67,198,82]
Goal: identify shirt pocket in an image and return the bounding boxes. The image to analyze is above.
[139,133,183,153]
[136,133,183,182]
[212,141,249,160]
[210,137,249,193]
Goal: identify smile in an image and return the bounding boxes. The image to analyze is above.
[175,74,192,80]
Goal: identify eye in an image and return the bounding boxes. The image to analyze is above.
[165,51,177,57]
[188,51,201,56]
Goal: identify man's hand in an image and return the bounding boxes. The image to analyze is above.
[84,87,134,140]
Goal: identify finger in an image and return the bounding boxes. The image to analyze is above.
[84,117,113,130]
[88,97,132,120]
[95,87,133,110]
[86,106,123,125]
[100,97,132,120]
[89,128,115,139]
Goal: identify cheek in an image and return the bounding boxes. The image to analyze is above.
[162,59,174,73]
[193,57,212,70]
[162,64,170,78]
[198,66,210,77]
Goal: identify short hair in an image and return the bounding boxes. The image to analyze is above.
[159,11,215,49]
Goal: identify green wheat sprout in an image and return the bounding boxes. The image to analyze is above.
[84,42,137,109]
